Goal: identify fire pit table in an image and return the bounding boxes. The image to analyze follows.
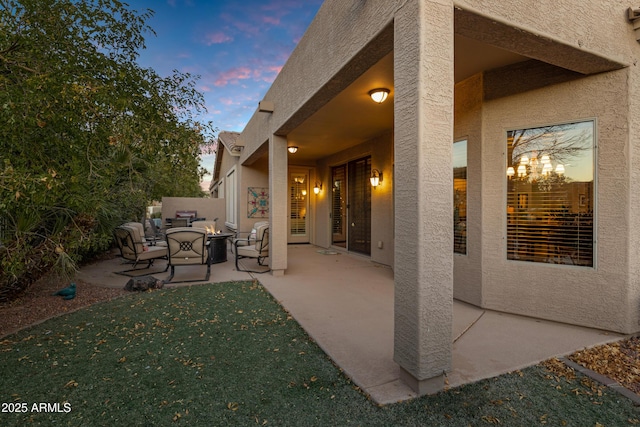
[207,233,235,264]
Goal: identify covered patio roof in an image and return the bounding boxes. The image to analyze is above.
[278,7,626,165]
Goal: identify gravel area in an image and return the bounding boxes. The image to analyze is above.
[569,336,640,396]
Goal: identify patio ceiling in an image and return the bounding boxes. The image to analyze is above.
[286,36,528,164]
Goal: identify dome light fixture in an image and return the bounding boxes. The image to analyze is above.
[368,88,390,104]
[287,146,298,154]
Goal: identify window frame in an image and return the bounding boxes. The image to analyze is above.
[453,139,468,255]
[225,166,237,230]
[504,118,597,268]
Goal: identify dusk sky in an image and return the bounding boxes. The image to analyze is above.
[127,0,324,186]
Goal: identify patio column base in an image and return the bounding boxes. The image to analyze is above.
[271,269,285,277]
[399,367,445,396]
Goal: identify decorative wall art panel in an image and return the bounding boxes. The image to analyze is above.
[247,187,269,218]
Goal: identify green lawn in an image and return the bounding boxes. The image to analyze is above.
[1,281,638,426]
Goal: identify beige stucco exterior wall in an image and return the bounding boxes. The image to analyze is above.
[451,0,640,334]
[479,69,631,332]
[457,0,630,66]
[161,197,226,228]
[236,155,269,235]
[393,0,454,393]
[314,131,394,267]
[453,74,483,306]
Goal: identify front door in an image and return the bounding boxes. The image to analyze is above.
[331,157,371,255]
[288,168,310,243]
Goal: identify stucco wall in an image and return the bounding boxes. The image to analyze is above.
[237,155,269,234]
[161,197,226,229]
[478,69,631,332]
[458,0,632,66]
[453,74,483,305]
[627,30,640,334]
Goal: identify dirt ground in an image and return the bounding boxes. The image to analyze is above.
[0,269,127,338]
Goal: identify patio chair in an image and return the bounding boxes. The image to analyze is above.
[165,227,211,283]
[123,221,166,247]
[231,221,268,254]
[147,218,165,240]
[234,224,269,273]
[113,225,168,276]
[170,218,189,228]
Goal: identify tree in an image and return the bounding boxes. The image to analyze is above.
[0,0,215,300]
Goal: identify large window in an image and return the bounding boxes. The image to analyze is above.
[453,140,467,254]
[506,121,594,266]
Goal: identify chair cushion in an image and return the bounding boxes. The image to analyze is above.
[137,245,168,261]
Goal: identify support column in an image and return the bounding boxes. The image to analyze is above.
[393,0,454,395]
[269,134,288,275]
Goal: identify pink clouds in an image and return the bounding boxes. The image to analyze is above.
[211,62,282,88]
[214,66,252,87]
[204,31,233,46]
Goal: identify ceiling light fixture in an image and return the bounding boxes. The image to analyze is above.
[287,146,298,154]
[368,88,390,104]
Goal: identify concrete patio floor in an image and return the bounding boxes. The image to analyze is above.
[78,243,626,405]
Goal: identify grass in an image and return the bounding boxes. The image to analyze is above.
[1,280,638,426]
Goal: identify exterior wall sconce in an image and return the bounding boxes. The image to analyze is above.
[287,146,298,154]
[368,88,390,104]
[370,169,383,187]
[313,182,322,194]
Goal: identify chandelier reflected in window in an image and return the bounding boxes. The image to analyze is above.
[507,152,565,181]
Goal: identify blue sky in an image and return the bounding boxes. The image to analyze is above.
[127,0,323,186]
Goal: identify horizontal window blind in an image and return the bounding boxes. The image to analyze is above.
[453,140,467,254]
[506,122,594,267]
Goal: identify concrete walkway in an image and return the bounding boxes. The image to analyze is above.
[78,244,626,405]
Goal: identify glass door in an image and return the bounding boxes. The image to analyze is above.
[331,157,371,255]
[347,157,371,255]
[331,165,347,248]
[288,169,309,243]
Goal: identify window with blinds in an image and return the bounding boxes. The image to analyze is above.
[453,140,467,254]
[506,121,594,266]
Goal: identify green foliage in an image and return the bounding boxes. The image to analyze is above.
[0,281,638,426]
[0,0,215,297]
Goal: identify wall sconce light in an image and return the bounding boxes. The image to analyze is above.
[370,169,383,188]
[368,88,390,104]
[287,146,298,154]
[313,182,322,194]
